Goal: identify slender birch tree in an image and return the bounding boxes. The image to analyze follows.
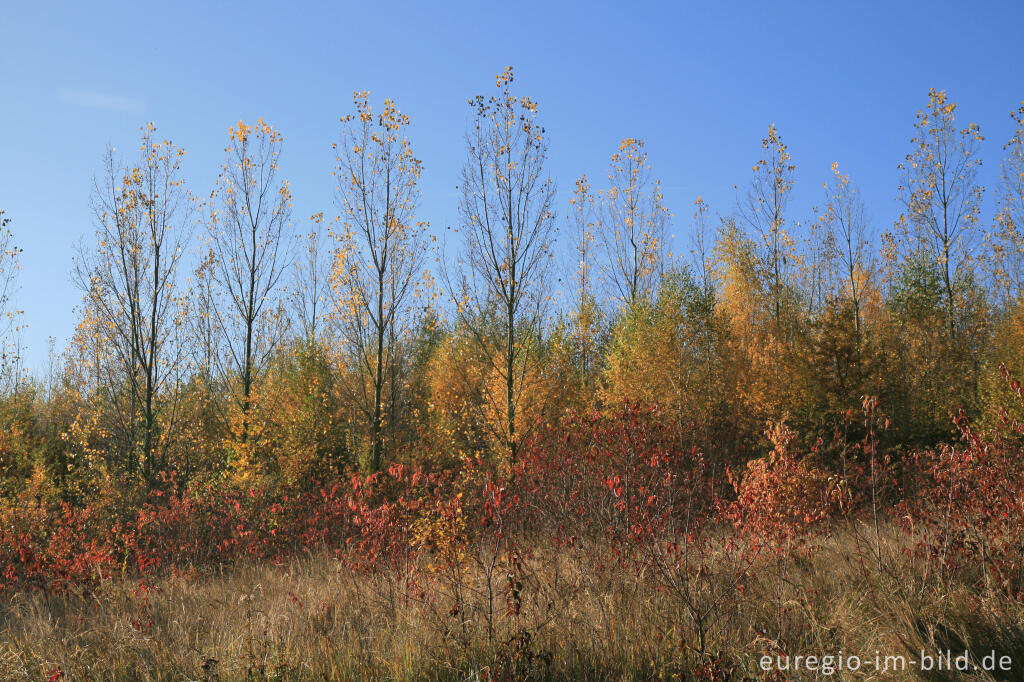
[737,124,797,324]
[823,163,872,340]
[597,138,670,307]
[73,123,192,479]
[0,210,23,392]
[990,101,1024,305]
[452,67,556,464]
[207,119,293,444]
[331,93,425,472]
[569,175,600,388]
[897,89,984,338]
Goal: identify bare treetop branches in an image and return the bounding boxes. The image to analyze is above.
[823,163,873,338]
[737,124,798,323]
[208,119,293,441]
[331,92,426,471]
[597,138,670,307]
[453,66,557,464]
[897,89,984,335]
[458,67,556,323]
[74,123,194,479]
[690,197,713,294]
[292,212,332,345]
[990,101,1024,304]
[0,210,23,391]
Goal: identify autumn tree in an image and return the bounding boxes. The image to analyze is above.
[716,127,814,443]
[881,254,962,444]
[0,210,28,491]
[178,248,228,482]
[687,197,725,451]
[822,163,873,340]
[802,176,883,433]
[257,340,349,486]
[207,119,293,446]
[980,102,1024,429]
[0,210,23,391]
[568,175,601,391]
[597,138,670,307]
[185,249,221,388]
[72,124,192,481]
[714,217,783,444]
[601,267,718,447]
[451,67,556,464]
[896,89,984,338]
[416,325,490,461]
[737,124,798,325]
[331,93,426,472]
[291,212,333,346]
[990,101,1024,305]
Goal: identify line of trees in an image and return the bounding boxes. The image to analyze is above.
[0,74,1023,500]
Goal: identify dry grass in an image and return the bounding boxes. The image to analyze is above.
[2,523,1023,681]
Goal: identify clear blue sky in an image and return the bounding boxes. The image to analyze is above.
[2,1,1023,371]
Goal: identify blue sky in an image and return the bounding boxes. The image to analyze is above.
[1,1,1023,371]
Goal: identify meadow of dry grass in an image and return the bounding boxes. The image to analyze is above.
[2,521,1022,681]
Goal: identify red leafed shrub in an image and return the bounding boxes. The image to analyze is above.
[0,465,446,597]
[114,483,330,573]
[902,404,1024,597]
[11,383,1024,611]
[727,420,845,554]
[339,463,455,572]
[119,468,443,575]
[0,499,116,595]
[339,469,414,572]
[515,405,754,662]
[515,404,713,560]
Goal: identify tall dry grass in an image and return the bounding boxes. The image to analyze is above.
[2,521,1022,681]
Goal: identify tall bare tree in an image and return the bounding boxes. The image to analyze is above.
[451,67,556,464]
[0,210,24,391]
[73,123,192,479]
[292,212,333,346]
[690,197,714,295]
[990,101,1024,305]
[186,248,221,387]
[207,119,293,443]
[596,138,670,307]
[331,93,425,472]
[569,175,600,387]
[737,124,797,323]
[823,163,873,339]
[897,89,984,337]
